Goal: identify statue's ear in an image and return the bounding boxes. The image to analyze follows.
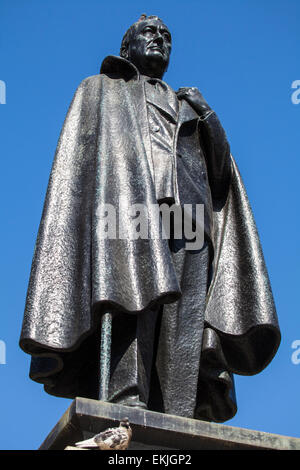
[120,47,129,59]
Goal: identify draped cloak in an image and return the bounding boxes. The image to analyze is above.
[19,55,281,422]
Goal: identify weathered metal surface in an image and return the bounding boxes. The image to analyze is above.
[40,398,300,451]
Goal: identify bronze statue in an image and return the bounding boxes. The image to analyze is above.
[20,15,280,422]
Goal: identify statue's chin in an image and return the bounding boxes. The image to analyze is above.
[142,54,168,77]
[146,49,166,61]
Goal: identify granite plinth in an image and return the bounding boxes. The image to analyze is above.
[39,397,300,451]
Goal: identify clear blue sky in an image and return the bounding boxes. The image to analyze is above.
[0,0,299,450]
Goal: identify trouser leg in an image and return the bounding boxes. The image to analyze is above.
[156,242,210,418]
[107,307,159,408]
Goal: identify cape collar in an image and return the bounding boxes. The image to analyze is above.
[100,55,199,123]
[100,55,141,81]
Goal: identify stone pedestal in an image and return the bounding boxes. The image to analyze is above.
[39,397,300,450]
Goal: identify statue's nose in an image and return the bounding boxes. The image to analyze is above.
[153,33,164,45]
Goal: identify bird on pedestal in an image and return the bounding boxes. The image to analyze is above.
[75,418,132,450]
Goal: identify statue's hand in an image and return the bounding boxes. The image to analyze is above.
[177,87,212,115]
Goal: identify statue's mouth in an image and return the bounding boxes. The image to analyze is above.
[148,45,163,53]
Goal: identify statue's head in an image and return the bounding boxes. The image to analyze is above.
[120,14,171,79]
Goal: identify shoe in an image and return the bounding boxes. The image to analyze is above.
[114,395,148,410]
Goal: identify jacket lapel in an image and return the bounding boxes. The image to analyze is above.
[145,90,178,124]
[177,98,199,126]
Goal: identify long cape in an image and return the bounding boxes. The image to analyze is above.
[19,60,280,421]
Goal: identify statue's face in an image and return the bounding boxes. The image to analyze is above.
[127,18,171,78]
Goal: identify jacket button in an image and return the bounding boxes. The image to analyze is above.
[152,125,160,133]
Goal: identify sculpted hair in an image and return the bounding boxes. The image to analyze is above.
[120,14,164,59]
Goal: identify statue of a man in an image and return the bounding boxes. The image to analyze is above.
[20,15,280,422]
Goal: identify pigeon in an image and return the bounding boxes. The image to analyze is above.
[75,418,132,450]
